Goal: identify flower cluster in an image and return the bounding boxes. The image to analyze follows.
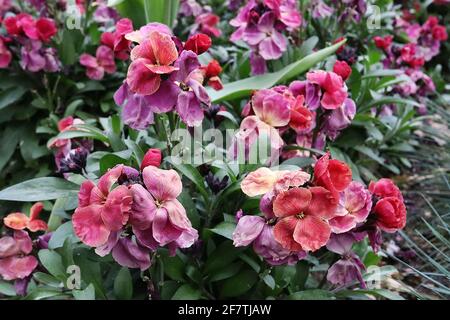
[311,0,367,23]
[231,68,355,162]
[114,23,222,129]
[72,150,199,270]
[0,12,59,72]
[80,18,133,80]
[374,16,447,114]
[48,116,93,176]
[233,152,407,287]
[230,0,302,74]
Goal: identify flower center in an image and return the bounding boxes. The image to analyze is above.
[296,212,305,219]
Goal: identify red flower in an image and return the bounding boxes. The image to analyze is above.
[201,60,223,90]
[35,18,57,42]
[0,37,12,69]
[140,148,162,170]
[4,14,57,42]
[3,13,33,36]
[273,186,338,252]
[369,178,406,233]
[333,60,352,81]
[184,33,212,55]
[432,25,448,41]
[195,13,222,38]
[313,152,352,199]
[373,35,393,50]
[400,43,424,68]
[289,95,313,132]
[3,202,48,232]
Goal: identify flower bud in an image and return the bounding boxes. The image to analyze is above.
[140,148,162,170]
[184,33,212,55]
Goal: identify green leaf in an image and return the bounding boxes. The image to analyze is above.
[48,221,80,249]
[0,280,16,296]
[288,289,335,300]
[205,241,242,273]
[24,288,65,300]
[263,274,276,290]
[0,125,24,172]
[220,270,258,298]
[0,86,27,110]
[73,284,96,300]
[207,40,345,103]
[112,0,146,27]
[33,272,64,288]
[171,284,201,300]
[209,221,236,240]
[38,250,66,281]
[0,177,79,201]
[99,153,129,175]
[114,268,133,300]
[160,253,185,282]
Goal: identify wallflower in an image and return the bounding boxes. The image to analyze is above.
[333,60,352,81]
[72,165,133,247]
[4,14,57,42]
[273,185,338,252]
[79,45,116,80]
[306,70,348,110]
[20,39,60,72]
[328,182,372,233]
[3,202,48,232]
[179,0,203,17]
[369,178,406,233]
[326,233,366,288]
[130,166,198,255]
[233,214,306,265]
[192,13,222,38]
[0,231,38,281]
[140,148,162,170]
[311,0,334,19]
[201,59,223,90]
[0,37,12,68]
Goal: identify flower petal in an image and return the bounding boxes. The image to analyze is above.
[241,167,278,197]
[112,237,151,271]
[273,216,303,251]
[72,205,110,247]
[232,215,265,247]
[142,166,182,201]
[305,186,338,219]
[152,208,183,246]
[273,188,312,218]
[0,256,38,281]
[148,31,178,66]
[293,215,331,252]
[101,185,132,231]
[3,213,29,230]
[129,184,157,230]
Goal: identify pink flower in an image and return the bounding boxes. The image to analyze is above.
[79,45,116,80]
[194,13,222,38]
[233,215,306,265]
[329,182,372,233]
[72,165,133,247]
[0,37,12,68]
[333,60,352,81]
[130,166,198,255]
[127,31,179,95]
[140,148,162,170]
[252,89,291,127]
[307,70,348,109]
[3,202,48,232]
[0,231,38,281]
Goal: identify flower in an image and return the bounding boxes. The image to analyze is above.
[201,59,223,90]
[20,39,60,72]
[321,98,356,139]
[0,37,12,68]
[333,60,352,81]
[3,202,48,232]
[0,231,38,281]
[369,178,406,233]
[130,166,198,255]
[4,14,57,42]
[140,148,162,170]
[289,95,314,132]
[326,233,366,288]
[79,45,116,80]
[311,0,334,19]
[127,31,179,95]
[307,70,348,110]
[241,167,310,197]
[184,33,212,55]
[72,165,133,247]
[329,182,372,233]
[373,35,393,50]
[193,13,222,38]
[233,214,306,265]
[313,152,353,199]
[272,186,338,251]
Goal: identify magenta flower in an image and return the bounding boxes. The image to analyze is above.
[130,166,198,255]
[0,37,12,68]
[329,182,372,234]
[0,231,38,281]
[311,0,334,19]
[322,98,356,139]
[192,13,222,38]
[306,70,348,110]
[20,39,60,73]
[79,45,116,80]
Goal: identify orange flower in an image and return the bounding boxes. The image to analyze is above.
[4,202,48,232]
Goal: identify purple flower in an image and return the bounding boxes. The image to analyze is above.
[93,4,119,24]
[20,40,60,72]
[311,0,334,19]
[179,0,204,17]
[250,52,267,75]
[322,98,356,139]
[326,233,366,288]
[233,215,306,265]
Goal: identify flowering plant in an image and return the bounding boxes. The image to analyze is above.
[0,0,447,301]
